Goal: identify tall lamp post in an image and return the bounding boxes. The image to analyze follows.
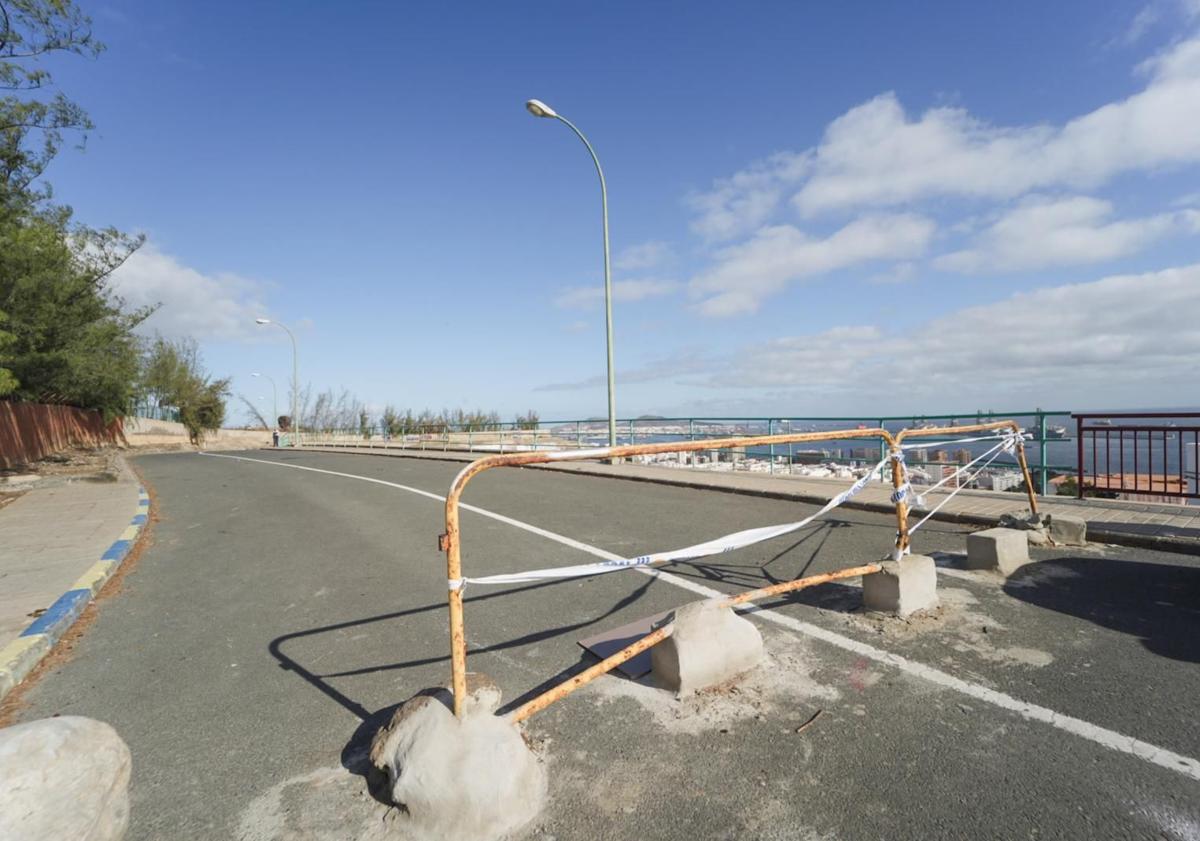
[255,318,299,444]
[251,372,277,427]
[526,98,616,449]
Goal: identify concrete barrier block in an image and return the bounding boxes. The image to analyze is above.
[1048,514,1087,546]
[967,528,1030,575]
[651,599,763,695]
[370,690,546,839]
[863,554,938,617]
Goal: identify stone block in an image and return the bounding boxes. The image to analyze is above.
[0,716,131,841]
[967,528,1030,575]
[651,599,764,695]
[370,687,545,840]
[1048,514,1087,546]
[863,554,938,616]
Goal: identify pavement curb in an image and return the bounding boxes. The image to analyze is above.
[0,485,151,701]
[293,445,1200,557]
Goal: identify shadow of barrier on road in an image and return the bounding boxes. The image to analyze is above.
[1003,555,1200,663]
[439,420,1039,722]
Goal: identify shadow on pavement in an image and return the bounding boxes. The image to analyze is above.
[1003,556,1200,663]
[268,575,654,722]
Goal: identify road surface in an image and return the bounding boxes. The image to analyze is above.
[11,449,1200,840]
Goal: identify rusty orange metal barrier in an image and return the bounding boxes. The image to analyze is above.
[441,420,1037,720]
[504,561,884,724]
[891,420,1038,552]
[440,427,894,717]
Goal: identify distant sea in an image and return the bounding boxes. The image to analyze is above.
[564,409,1200,476]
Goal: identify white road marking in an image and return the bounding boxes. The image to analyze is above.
[201,451,1200,782]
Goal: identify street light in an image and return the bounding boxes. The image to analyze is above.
[251,372,277,427]
[526,98,616,449]
[255,318,299,444]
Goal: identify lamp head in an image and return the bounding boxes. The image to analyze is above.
[525,99,557,119]
[255,317,271,325]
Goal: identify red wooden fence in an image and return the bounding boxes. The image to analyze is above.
[0,401,125,470]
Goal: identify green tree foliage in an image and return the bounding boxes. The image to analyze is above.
[0,1,146,417]
[139,337,230,443]
[0,308,16,395]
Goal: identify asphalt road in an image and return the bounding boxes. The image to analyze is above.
[11,449,1200,840]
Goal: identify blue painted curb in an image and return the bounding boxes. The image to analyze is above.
[0,485,151,699]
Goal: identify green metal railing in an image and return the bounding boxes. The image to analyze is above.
[299,408,1075,496]
[130,402,181,423]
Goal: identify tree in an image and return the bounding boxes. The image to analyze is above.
[138,337,229,444]
[0,1,146,417]
[0,308,16,395]
[237,394,270,430]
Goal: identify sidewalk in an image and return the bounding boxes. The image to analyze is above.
[0,457,149,698]
[299,444,1200,554]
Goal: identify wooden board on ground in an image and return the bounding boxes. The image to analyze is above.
[576,610,672,678]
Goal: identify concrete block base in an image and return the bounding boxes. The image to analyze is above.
[651,600,764,695]
[370,684,546,840]
[967,528,1031,575]
[1048,514,1087,546]
[863,554,939,617]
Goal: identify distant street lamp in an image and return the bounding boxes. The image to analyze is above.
[251,372,277,426]
[526,98,616,449]
[255,318,299,442]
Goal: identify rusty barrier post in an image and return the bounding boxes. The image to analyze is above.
[507,562,883,724]
[441,426,896,719]
[894,419,1039,521]
[891,446,910,555]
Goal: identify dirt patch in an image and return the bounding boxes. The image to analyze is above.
[584,630,838,735]
[0,445,124,483]
[0,470,157,727]
[839,586,1054,669]
[237,761,403,841]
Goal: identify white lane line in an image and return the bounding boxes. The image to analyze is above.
[200,451,1200,783]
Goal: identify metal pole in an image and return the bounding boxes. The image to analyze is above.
[1038,410,1048,496]
[283,326,298,445]
[257,320,299,445]
[552,114,616,449]
[768,419,775,474]
[891,447,910,554]
[253,373,277,429]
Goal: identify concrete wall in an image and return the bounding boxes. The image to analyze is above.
[0,402,124,470]
[123,417,271,451]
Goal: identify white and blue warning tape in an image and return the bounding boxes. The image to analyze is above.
[448,452,892,591]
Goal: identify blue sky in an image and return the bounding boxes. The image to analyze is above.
[40,1,1200,422]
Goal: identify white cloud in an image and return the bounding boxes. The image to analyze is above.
[712,263,1200,400]
[935,195,1199,272]
[689,214,936,316]
[1117,4,1162,47]
[614,240,674,271]
[108,242,273,340]
[685,151,811,241]
[685,34,1200,231]
[867,262,918,285]
[543,264,1200,408]
[554,278,681,309]
[793,34,1200,215]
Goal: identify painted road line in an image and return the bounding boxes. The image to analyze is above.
[0,487,152,702]
[200,451,1200,783]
